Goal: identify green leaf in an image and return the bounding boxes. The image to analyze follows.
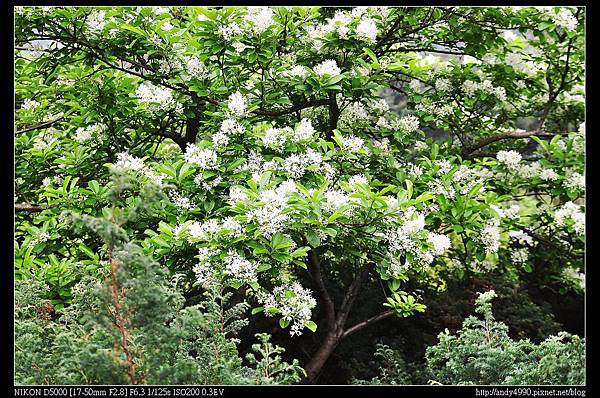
[251,307,264,315]
[305,320,318,332]
[279,317,290,329]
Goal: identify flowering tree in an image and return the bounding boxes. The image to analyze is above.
[15,6,585,384]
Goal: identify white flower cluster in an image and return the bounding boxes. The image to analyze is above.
[510,248,530,265]
[479,219,501,254]
[539,168,559,181]
[112,152,145,173]
[257,282,317,336]
[294,118,316,141]
[509,230,534,246]
[356,16,378,42]
[338,134,365,152]
[283,149,323,179]
[227,91,248,118]
[554,201,585,235]
[262,126,293,152]
[461,79,507,101]
[247,181,298,237]
[314,59,341,77]
[136,81,181,113]
[323,189,350,212]
[223,250,258,284]
[397,115,420,133]
[427,232,452,256]
[184,144,219,169]
[348,174,368,187]
[194,174,223,190]
[542,7,578,31]
[380,208,451,275]
[245,7,275,35]
[282,65,308,79]
[415,98,454,118]
[236,151,279,181]
[21,98,40,110]
[496,150,522,169]
[169,191,195,210]
[188,217,243,242]
[32,131,59,150]
[562,267,585,291]
[491,204,520,220]
[212,118,245,148]
[74,123,104,143]
[193,246,220,287]
[181,56,209,81]
[218,22,243,41]
[564,171,585,192]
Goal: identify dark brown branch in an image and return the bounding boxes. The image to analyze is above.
[15,115,65,135]
[307,249,336,331]
[342,310,394,339]
[337,263,372,328]
[463,129,557,156]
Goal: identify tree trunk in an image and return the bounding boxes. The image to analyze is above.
[304,328,343,384]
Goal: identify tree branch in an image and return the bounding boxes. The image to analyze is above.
[15,203,50,213]
[463,129,557,156]
[15,115,65,135]
[307,249,336,332]
[342,310,394,339]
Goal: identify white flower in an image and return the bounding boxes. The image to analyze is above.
[184,144,218,169]
[227,91,247,118]
[479,219,501,254]
[509,230,534,246]
[182,56,208,80]
[323,189,350,211]
[86,10,107,34]
[284,65,308,79]
[511,248,529,265]
[112,152,145,173]
[540,168,559,181]
[257,282,316,336]
[228,186,248,204]
[245,7,275,35]
[74,123,104,143]
[496,150,522,169]
[338,134,365,152]
[169,191,195,210]
[502,30,519,41]
[211,131,230,147]
[294,118,315,141]
[564,172,585,192]
[136,81,179,112]
[435,78,452,92]
[398,115,420,133]
[356,17,378,42]
[21,99,40,110]
[554,201,585,235]
[552,8,578,31]
[427,232,451,255]
[218,22,242,41]
[161,20,174,31]
[349,174,368,186]
[224,250,258,284]
[262,126,290,152]
[314,59,341,77]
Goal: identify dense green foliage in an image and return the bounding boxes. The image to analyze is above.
[426,291,585,385]
[14,6,585,385]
